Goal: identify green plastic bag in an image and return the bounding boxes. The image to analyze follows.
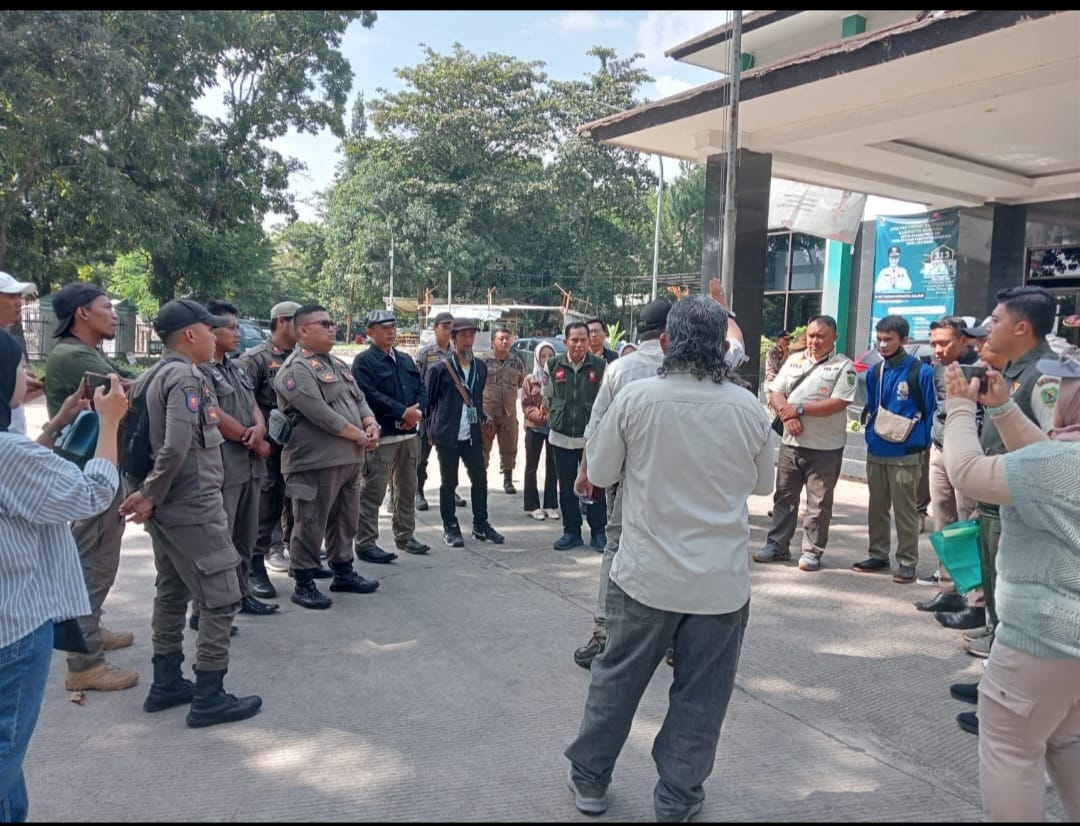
[929,518,982,595]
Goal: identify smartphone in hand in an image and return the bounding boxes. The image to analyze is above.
[83,372,113,399]
[958,364,988,394]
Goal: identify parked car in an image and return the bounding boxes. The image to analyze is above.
[849,339,934,420]
[509,336,567,373]
[230,320,267,356]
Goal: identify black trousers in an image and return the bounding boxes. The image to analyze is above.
[417,421,435,489]
[551,443,606,538]
[523,428,558,511]
[436,439,488,529]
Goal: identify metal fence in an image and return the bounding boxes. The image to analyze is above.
[18,311,160,363]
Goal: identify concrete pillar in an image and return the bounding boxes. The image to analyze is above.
[822,239,853,353]
[700,148,772,394]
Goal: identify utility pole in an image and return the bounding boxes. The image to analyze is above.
[720,10,743,299]
[651,155,664,300]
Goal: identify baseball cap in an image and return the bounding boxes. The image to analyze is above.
[1036,347,1080,380]
[432,311,453,326]
[450,318,478,334]
[365,309,396,328]
[153,299,230,338]
[0,271,37,297]
[270,300,301,320]
[637,298,672,337]
[51,282,107,337]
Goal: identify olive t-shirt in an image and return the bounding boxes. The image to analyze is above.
[44,340,133,417]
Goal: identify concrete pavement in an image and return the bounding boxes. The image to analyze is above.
[20,396,1066,822]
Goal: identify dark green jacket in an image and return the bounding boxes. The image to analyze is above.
[546,352,606,439]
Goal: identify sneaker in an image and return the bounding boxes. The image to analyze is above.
[529,508,546,520]
[957,710,979,736]
[893,565,916,584]
[752,545,791,564]
[544,508,560,520]
[65,662,139,692]
[444,525,465,548]
[949,682,979,705]
[265,547,290,573]
[567,767,607,815]
[553,533,584,551]
[797,553,821,572]
[590,532,607,551]
[472,523,505,544]
[100,626,134,650]
[573,633,605,669]
[962,625,995,643]
[964,632,994,659]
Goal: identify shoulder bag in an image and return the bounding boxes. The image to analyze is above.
[871,359,923,443]
[770,357,829,436]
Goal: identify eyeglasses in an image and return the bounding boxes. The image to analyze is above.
[305,319,336,330]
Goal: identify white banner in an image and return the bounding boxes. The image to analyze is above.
[767,178,867,244]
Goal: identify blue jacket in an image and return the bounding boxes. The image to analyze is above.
[864,350,937,458]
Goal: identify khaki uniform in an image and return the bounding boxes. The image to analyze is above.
[202,356,267,596]
[765,350,857,558]
[273,346,374,572]
[137,350,241,672]
[480,351,525,473]
[236,341,293,559]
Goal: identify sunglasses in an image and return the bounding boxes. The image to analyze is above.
[304,319,337,330]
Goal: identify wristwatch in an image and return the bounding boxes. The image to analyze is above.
[795,404,805,417]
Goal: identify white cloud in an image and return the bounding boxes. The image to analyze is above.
[652,74,696,99]
[553,11,628,35]
[634,10,732,70]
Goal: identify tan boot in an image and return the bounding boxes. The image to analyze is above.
[65,662,139,691]
[100,627,134,651]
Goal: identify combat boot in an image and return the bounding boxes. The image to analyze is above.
[328,562,380,594]
[185,668,262,728]
[143,651,195,713]
[249,555,277,599]
[503,470,516,495]
[291,568,332,610]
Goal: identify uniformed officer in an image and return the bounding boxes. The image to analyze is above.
[273,303,382,610]
[201,299,276,618]
[236,300,300,593]
[414,311,465,512]
[480,326,526,495]
[351,309,430,562]
[119,299,262,728]
[755,315,857,572]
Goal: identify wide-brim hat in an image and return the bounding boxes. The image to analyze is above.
[1037,349,1080,380]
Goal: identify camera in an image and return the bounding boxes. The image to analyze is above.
[958,364,988,394]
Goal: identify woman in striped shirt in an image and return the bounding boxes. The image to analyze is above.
[0,329,127,823]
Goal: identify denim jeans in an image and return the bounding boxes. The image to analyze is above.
[0,622,53,823]
[565,582,750,821]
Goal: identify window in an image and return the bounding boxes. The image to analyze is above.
[762,230,825,335]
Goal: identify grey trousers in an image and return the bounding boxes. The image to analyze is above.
[286,464,362,571]
[866,453,923,568]
[566,581,750,822]
[764,444,844,557]
[355,437,420,549]
[67,485,126,672]
[593,483,622,636]
[223,477,260,597]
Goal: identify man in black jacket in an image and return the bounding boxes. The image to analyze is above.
[425,318,505,548]
[351,310,430,562]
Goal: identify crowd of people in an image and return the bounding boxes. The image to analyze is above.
[0,266,1076,823]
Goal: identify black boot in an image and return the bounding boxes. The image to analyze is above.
[328,562,380,594]
[249,556,277,599]
[291,568,333,610]
[239,594,280,615]
[185,668,262,728]
[143,651,195,713]
[503,471,516,495]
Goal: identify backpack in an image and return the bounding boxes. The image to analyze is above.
[118,359,175,484]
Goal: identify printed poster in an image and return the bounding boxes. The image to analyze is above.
[870,209,960,343]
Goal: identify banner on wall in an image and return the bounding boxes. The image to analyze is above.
[767,179,867,244]
[870,208,960,344]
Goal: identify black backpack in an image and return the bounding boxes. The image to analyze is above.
[118,359,174,484]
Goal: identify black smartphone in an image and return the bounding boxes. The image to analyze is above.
[959,364,988,394]
[83,371,112,398]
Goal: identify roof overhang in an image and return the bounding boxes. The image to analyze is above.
[580,10,1080,209]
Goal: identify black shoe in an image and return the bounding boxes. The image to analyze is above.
[553,533,584,551]
[573,635,605,669]
[914,592,966,612]
[249,568,277,599]
[957,710,979,736]
[328,566,380,594]
[396,537,431,555]
[950,682,979,705]
[354,544,398,564]
[454,493,467,508]
[852,557,890,573]
[935,606,986,629]
[143,652,195,713]
[291,581,333,610]
[590,532,607,551]
[415,492,429,511]
[503,476,516,495]
[185,668,262,729]
[286,566,333,579]
[188,614,238,636]
[472,523,505,544]
[444,525,465,547]
[239,595,279,615]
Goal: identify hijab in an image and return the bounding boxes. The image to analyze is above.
[532,340,556,386]
[1050,377,1080,442]
[0,328,24,432]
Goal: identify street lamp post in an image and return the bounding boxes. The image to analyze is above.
[371,204,394,313]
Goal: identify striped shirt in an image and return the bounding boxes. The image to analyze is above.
[0,435,117,648]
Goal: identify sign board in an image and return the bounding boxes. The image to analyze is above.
[768,179,867,244]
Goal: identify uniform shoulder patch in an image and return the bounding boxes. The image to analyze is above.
[1040,385,1058,407]
[183,385,200,413]
[284,373,297,392]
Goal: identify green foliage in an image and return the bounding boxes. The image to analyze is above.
[605,320,627,348]
[101,251,158,320]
